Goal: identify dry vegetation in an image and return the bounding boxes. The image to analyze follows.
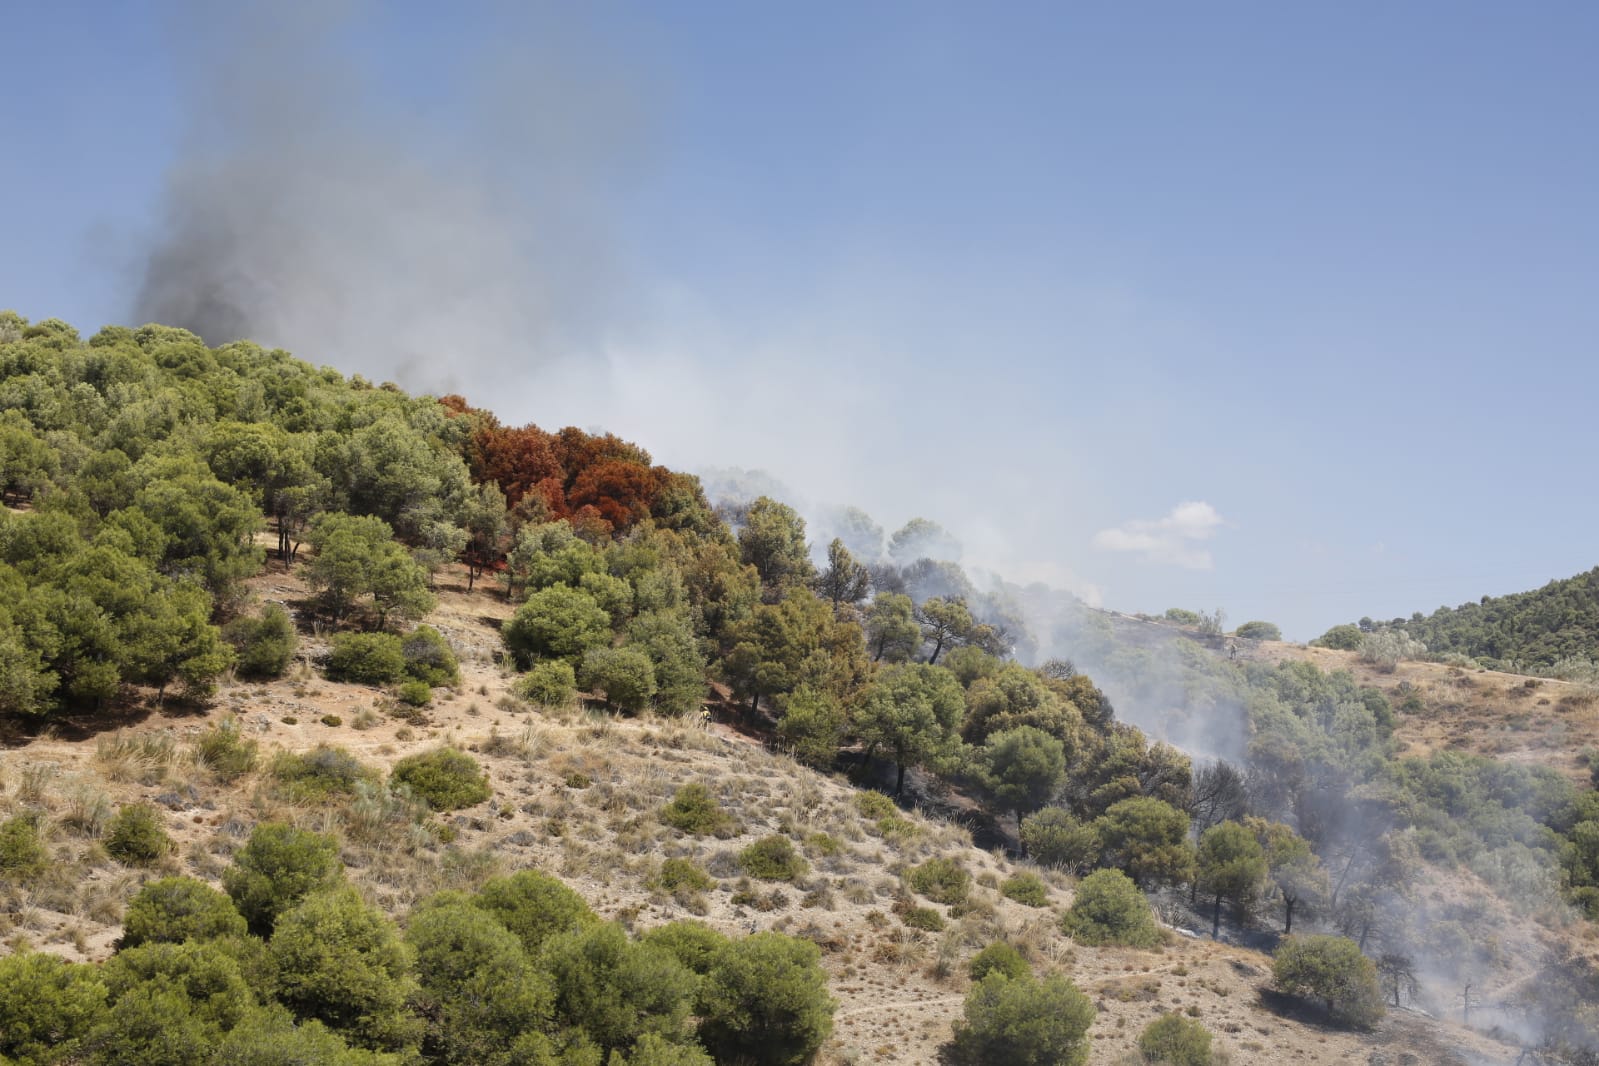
[0,573,1535,1065]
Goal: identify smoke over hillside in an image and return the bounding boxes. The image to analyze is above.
[132,2,639,390]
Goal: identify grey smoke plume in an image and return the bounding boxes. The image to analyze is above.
[132,2,641,391]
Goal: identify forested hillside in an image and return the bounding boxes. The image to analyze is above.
[1330,568,1599,674]
[3,311,1599,1065]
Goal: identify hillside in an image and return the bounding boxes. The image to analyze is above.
[0,566,1531,1066]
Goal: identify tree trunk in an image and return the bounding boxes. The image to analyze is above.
[929,636,944,665]
[1284,895,1296,935]
[1212,894,1223,939]
[895,760,907,796]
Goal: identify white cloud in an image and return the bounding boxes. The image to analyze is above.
[1092,500,1225,569]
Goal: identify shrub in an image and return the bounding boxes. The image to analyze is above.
[907,857,970,905]
[223,604,298,678]
[1020,808,1100,872]
[223,822,344,936]
[1271,935,1385,1028]
[401,625,459,686]
[271,887,422,1053]
[210,1012,376,1066]
[502,584,612,668]
[1164,608,1201,626]
[0,813,47,878]
[120,877,247,948]
[1093,797,1196,888]
[326,632,406,685]
[699,932,835,1066]
[394,679,433,707]
[0,952,109,1065]
[472,870,598,954]
[950,973,1095,1066]
[104,803,172,866]
[968,941,1030,982]
[542,921,696,1053]
[1233,620,1281,642]
[519,659,577,707]
[1060,869,1160,948]
[578,645,658,713]
[1000,872,1049,907]
[853,791,897,820]
[898,905,945,932]
[653,857,716,895]
[390,747,490,811]
[1312,624,1363,651]
[95,940,260,1062]
[1138,1013,1214,1065]
[193,718,259,780]
[660,783,737,837]
[270,745,378,802]
[642,920,732,977]
[739,836,809,882]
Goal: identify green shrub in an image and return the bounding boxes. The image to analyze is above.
[210,1012,376,1066]
[1271,935,1385,1029]
[907,857,970,905]
[270,887,422,1053]
[950,973,1095,1066]
[1019,808,1100,872]
[319,714,342,727]
[641,921,731,977]
[395,679,433,707]
[853,790,897,820]
[1312,624,1364,651]
[104,804,172,866]
[1138,1012,1214,1064]
[654,857,716,895]
[390,747,490,811]
[270,745,378,802]
[578,645,658,713]
[95,940,261,1063]
[698,932,835,1066]
[1060,869,1160,948]
[519,659,578,708]
[222,822,344,936]
[326,632,406,685]
[968,941,1030,982]
[472,870,598,955]
[0,814,47,879]
[1233,620,1281,642]
[0,952,109,1065]
[1164,608,1201,625]
[542,921,696,1053]
[1000,872,1049,907]
[401,625,459,686]
[739,836,809,882]
[898,905,945,932]
[223,604,298,678]
[660,783,737,838]
[120,877,246,948]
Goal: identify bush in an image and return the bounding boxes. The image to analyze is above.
[502,584,612,668]
[898,905,945,931]
[578,645,658,713]
[907,857,970,905]
[120,877,247,948]
[0,952,109,1065]
[968,941,1030,982]
[223,604,298,678]
[1164,608,1201,625]
[193,718,259,780]
[1060,869,1160,948]
[270,745,378,802]
[542,921,696,1052]
[473,870,598,955]
[739,836,809,882]
[104,803,172,866]
[1271,935,1385,1028]
[1138,1013,1214,1064]
[0,814,47,878]
[641,920,731,977]
[394,679,433,707]
[325,632,406,685]
[1000,872,1049,907]
[1020,808,1100,872]
[271,887,422,1053]
[223,822,344,936]
[95,940,261,1063]
[950,972,1095,1066]
[699,932,835,1066]
[390,747,490,811]
[653,857,716,895]
[519,659,577,708]
[401,625,458,686]
[853,790,898,820]
[1233,620,1281,642]
[210,1012,376,1066]
[1312,624,1363,651]
[660,783,737,837]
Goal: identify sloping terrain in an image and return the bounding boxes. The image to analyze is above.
[0,568,1531,1065]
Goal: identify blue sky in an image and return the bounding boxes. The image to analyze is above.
[3,1,1597,640]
